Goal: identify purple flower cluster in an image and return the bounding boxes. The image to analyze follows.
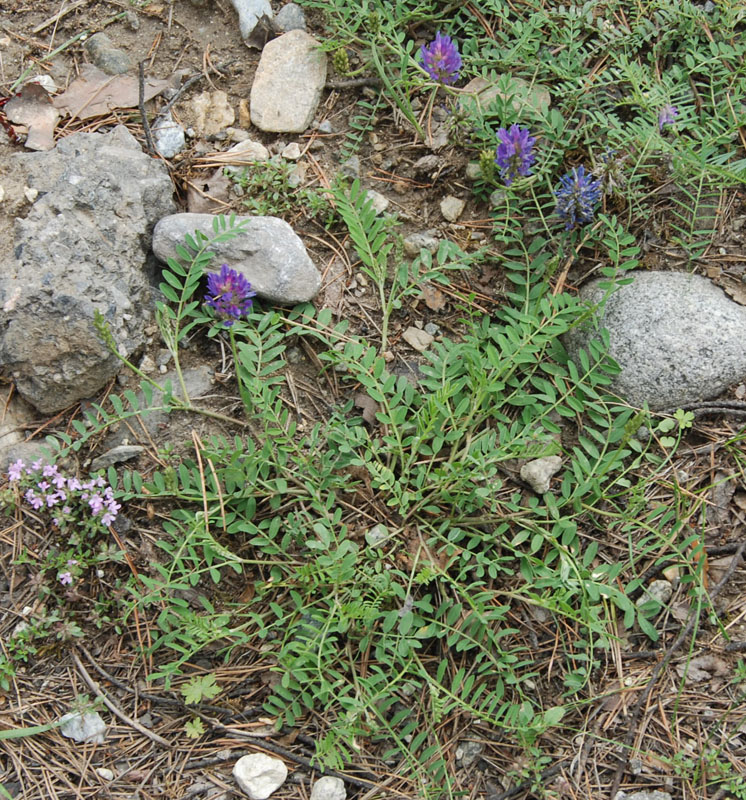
[554,165,603,230]
[658,104,678,131]
[495,124,536,185]
[7,459,121,528]
[419,31,462,85]
[205,264,256,327]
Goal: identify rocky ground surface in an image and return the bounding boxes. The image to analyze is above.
[1,2,746,800]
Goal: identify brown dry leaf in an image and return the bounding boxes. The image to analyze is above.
[733,491,746,511]
[354,392,379,425]
[675,654,729,683]
[320,257,347,317]
[53,64,170,120]
[671,599,690,623]
[421,283,447,312]
[187,169,232,213]
[710,470,736,523]
[720,276,746,306]
[6,83,59,151]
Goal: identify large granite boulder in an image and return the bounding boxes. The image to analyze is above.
[565,271,746,409]
[0,125,175,413]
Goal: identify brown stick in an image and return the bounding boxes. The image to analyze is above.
[71,649,172,748]
[138,60,155,156]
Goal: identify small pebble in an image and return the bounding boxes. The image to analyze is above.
[440,195,465,222]
[95,767,115,781]
[465,162,482,180]
[281,142,302,160]
[365,190,389,215]
[317,120,334,134]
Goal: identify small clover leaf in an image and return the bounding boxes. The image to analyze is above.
[181,674,221,705]
[185,718,205,739]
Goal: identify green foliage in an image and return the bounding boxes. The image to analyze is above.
[101,203,670,793]
[229,158,334,222]
[330,178,478,351]
[22,2,746,794]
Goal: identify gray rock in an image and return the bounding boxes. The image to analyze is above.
[152,213,321,304]
[233,753,287,800]
[339,155,360,180]
[153,111,186,159]
[402,327,434,352]
[0,388,38,471]
[455,740,484,768]
[273,3,307,32]
[84,33,132,75]
[489,189,507,206]
[230,0,273,47]
[124,11,140,31]
[403,232,439,258]
[365,524,390,547]
[317,120,334,134]
[310,776,346,800]
[281,142,301,160]
[564,271,746,409]
[520,455,563,494]
[412,154,440,175]
[440,195,465,222]
[614,792,672,800]
[90,445,145,472]
[636,579,673,612]
[365,189,389,215]
[465,162,482,180]
[59,711,106,744]
[460,75,551,116]
[250,30,327,133]
[0,126,176,414]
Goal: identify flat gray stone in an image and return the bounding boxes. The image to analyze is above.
[403,232,439,257]
[565,271,746,410]
[152,213,321,304]
[365,189,389,215]
[102,365,215,450]
[84,32,133,75]
[153,111,186,158]
[250,30,327,133]
[90,445,145,472]
[272,3,307,32]
[460,75,550,116]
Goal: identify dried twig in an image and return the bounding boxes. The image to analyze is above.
[138,60,155,155]
[71,649,172,748]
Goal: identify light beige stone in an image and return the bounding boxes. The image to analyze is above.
[250,30,327,133]
[191,90,235,136]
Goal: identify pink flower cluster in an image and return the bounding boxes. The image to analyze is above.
[7,459,121,527]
